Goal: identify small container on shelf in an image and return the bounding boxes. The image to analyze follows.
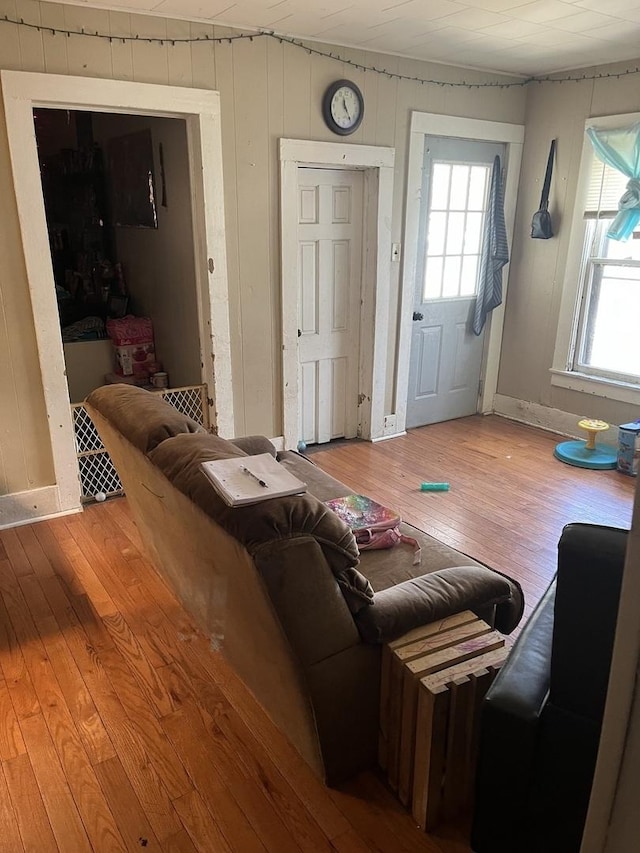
[617,421,640,476]
[150,372,169,390]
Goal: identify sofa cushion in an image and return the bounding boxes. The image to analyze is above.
[277,450,353,502]
[149,433,369,605]
[86,384,206,454]
[231,435,277,457]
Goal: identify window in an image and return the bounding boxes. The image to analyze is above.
[422,162,490,300]
[572,154,640,385]
[553,117,640,402]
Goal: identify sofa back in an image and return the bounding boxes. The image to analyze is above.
[85,385,378,780]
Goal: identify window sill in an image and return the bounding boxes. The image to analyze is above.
[550,369,640,404]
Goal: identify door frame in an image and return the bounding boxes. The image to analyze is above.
[280,138,394,449]
[396,112,524,434]
[1,70,234,515]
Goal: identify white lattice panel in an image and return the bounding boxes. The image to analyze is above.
[72,384,209,502]
[78,452,123,500]
[158,385,209,428]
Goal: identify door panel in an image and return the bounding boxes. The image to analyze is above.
[406,137,506,429]
[301,361,317,443]
[297,168,363,445]
[299,242,318,333]
[416,325,442,398]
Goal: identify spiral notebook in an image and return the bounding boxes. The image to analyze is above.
[201,453,307,506]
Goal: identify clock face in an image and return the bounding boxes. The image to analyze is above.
[331,86,361,130]
[323,80,364,136]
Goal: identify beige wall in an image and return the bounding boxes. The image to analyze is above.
[93,112,201,389]
[63,340,114,403]
[0,0,525,499]
[498,63,640,427]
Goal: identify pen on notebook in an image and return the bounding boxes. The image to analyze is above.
[241,465,268,488]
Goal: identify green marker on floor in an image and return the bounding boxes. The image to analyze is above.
[420,482,450,491]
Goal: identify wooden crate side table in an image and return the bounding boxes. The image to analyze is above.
[379,611,508,830]
[412,646,507,829]
[379,610,478,775]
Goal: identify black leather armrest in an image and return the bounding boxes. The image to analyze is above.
[471,579,555,853]
[485,579,555,719]
[550,524,627,721]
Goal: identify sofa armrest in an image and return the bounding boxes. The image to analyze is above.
[551,523,627,721]
[471,579,555,853]
[485,579,555,720]
[353,565,524,644]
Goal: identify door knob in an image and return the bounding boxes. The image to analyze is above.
[298,329,302,337]
[413,311,424,321]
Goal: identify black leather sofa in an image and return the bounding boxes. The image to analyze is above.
[471,523,628,853]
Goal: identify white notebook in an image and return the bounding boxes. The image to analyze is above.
[201,453,307,506]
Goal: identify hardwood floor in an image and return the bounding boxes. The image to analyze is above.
[0,414,634,852]
[310,415,636,626]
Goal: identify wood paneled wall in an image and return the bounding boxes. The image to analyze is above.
[497,61,640,426]
[0,0,526,500]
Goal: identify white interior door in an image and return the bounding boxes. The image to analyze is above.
[297,167,363,445]
[406,137,506,429]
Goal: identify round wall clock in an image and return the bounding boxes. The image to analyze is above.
[322,80,364,136]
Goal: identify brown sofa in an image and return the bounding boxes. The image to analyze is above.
[85,385,524,783]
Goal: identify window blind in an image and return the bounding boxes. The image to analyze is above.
[584,153,629,218]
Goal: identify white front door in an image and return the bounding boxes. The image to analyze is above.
[296,168,363,445]
[406,137,506,429]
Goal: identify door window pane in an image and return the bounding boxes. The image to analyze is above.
[446,212,465,255]
[442,256,462,297]
[430,164,450,210]
[468,167,488,210]
[449,166,470,210]
[427,211,446,256]
[464,212,483,254]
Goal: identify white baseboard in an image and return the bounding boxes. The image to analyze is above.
[372,431,407,443]
[0,485,82,530]
[493,394,619,447]
[269,436,285,451]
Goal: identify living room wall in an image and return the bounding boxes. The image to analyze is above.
[497,60,640,430]
[0,0,525,504]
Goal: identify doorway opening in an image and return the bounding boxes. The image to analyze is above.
[406,136,506,429]
[280,138,395,450]
[296,166,364,447]
[396,112,524,435]
[34,107,202,403]
[1,71,233,518]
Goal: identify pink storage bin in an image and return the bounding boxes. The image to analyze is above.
[106,315,156,379]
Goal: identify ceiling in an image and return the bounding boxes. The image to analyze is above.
[48,0,640,77]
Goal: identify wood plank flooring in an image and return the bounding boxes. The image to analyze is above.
[310,415,636,626]
[0,414,635,852]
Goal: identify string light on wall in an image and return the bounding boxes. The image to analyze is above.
[2,14,640,90]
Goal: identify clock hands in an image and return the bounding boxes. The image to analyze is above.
[342,95,352,122]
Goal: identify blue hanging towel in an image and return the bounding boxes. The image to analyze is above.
[473,155,509,336]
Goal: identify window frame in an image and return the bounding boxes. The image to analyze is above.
[551,111,640,404]
[572,218,640,385]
